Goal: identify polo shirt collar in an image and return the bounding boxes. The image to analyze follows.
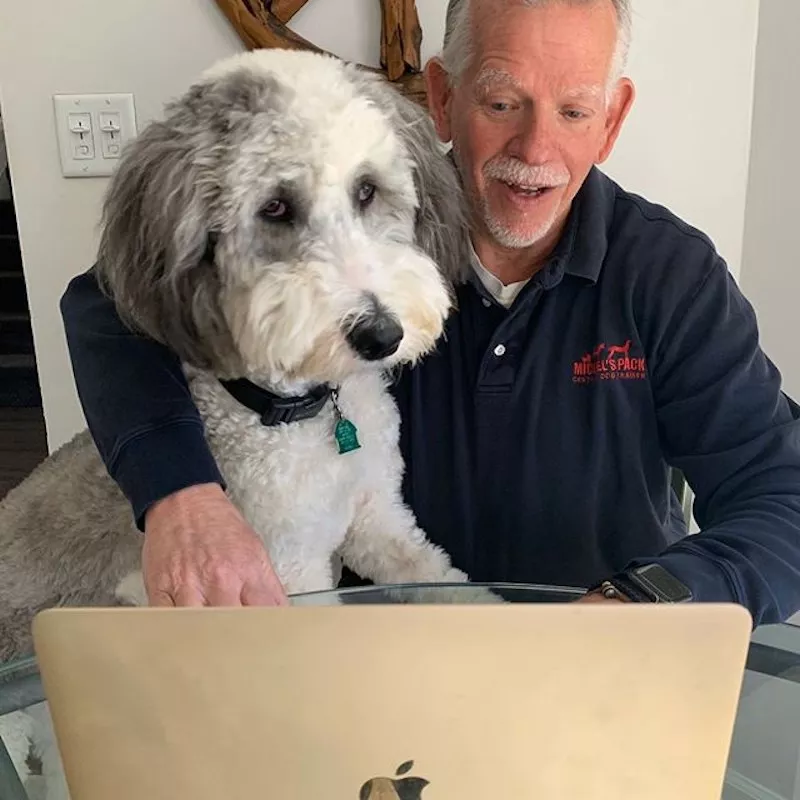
[560,165,614,284]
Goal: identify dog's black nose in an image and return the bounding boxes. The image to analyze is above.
[346,312,404,361]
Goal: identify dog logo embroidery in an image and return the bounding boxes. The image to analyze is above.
[572,339,647,384]
[359,760,430,800]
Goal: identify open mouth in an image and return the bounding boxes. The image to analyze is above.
[501,181,556,198]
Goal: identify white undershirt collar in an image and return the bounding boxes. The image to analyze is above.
[468,238,532,309]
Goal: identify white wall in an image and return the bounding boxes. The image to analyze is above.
[0,0,760,450]
[734,5,800,788]
[739,0,800,401]
[0,1,239,451]
[603,0,759,283]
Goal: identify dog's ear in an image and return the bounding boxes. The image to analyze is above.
[95,86,236,370]
[354,73,470,284]
[391,91,470,284]
[398,96,470,284]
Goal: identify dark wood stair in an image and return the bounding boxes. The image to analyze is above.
[0,165,47,500]
[0,171,41,408]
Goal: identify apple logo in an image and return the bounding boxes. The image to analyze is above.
[359,760,430,800]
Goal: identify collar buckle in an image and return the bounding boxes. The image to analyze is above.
[219,378,332,427]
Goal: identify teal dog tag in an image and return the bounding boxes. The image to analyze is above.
[335,417,361,454]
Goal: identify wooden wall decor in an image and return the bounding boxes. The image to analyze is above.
[213,0,428,106]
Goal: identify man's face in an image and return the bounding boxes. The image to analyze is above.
[426,0,634,254]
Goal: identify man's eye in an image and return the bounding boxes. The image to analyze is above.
[563,109,587,121]
[489,101,512,113]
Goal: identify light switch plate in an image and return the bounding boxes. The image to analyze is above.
[53,93,137,177]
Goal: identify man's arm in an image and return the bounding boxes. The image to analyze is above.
[61,267,225,528]
[60,267,287,606]
[628,255,800,626]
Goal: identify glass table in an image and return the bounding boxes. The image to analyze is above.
[0,582,798,799]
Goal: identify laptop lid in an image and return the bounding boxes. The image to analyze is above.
[32,603,752,799]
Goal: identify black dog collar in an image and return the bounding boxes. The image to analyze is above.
[219,378,332,427]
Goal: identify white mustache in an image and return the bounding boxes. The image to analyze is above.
[484,159,569,189]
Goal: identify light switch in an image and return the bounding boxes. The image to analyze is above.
[98,112,122,159]
[68,113,91,135]
[67,112,95,160]
[53,93,137,177]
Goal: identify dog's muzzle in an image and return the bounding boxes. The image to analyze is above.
[346,310,404,361]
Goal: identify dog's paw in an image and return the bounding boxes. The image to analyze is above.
[439,583,506,604]
[438,568,504,602]
[398,581,505,605]
[442,567,470,584]
[457,585,506,604]
[289,589,343,606]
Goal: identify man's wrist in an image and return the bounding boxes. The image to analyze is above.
[144,482,225,531]
[107,419,226,531]
[587,564,694,604]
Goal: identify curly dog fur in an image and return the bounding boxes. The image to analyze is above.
[0,49,480,797]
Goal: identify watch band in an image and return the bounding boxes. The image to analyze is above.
[592,575,651,603]
[588,564,693,604]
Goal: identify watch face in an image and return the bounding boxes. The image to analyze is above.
[632,565,693,603]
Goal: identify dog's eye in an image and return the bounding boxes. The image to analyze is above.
[357,181,376,208]
[260,199,292,222]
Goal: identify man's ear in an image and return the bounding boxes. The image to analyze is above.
[597,77,636,164]
[424,58,454,144]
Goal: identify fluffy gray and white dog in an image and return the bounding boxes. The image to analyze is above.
[0,49,479,796]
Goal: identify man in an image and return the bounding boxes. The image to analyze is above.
[60,0,800,624]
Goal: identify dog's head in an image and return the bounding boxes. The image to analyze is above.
[96,49,468,391]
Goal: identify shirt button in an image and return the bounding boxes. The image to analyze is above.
[493,344,506,357]
[482,298,491,308]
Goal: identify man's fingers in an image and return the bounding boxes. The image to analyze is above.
[241,577,289,607]
[142,485,289,609]
[204,581,245,607]
[148,588,176,607]
[171,585,207,607]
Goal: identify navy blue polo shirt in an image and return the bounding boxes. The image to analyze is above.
[391,167,800,624]
[61,167,800,626]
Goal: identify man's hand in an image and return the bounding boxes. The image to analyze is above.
[142,483,288,607]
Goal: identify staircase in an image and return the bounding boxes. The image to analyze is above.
[0,170,41,408]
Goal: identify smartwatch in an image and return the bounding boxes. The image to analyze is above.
[590,564,693,604]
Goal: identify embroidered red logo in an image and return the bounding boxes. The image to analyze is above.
[572,340,647,384]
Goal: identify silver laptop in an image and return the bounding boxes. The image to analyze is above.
[32,602,752,799]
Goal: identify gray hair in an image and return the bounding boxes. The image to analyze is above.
[442,0,632,90]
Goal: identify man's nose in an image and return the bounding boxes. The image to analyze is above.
[509,107,558,165]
